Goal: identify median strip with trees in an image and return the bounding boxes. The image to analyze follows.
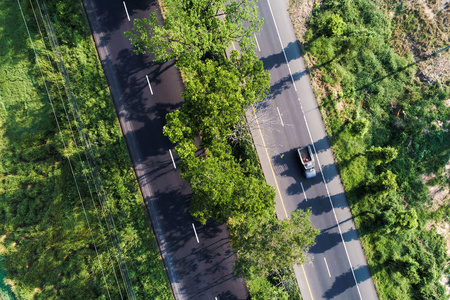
[126,0,319,297]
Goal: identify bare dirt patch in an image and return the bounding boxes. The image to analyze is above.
[417,52,450,86]
[421,161,450,211]
[336,101,345,112]
[429,186,449,211]
[418,0,437,19]
[288,0,314,44]
[0,235,6,255]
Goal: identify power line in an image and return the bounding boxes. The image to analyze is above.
[36,0,136,297]
[33,0,136,298]
[27,0,126,298]
[16,0,112,298]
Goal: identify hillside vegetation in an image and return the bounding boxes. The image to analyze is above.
[0,0,172,299]
[289,0,450,298]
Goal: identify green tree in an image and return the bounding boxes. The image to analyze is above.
[163,110,197,160]
[350,117,369,136]
[181,59,249,145]
[365,146,398,165]
[248,275,289,300]
[391,208,418,232]
[229,50,270,105]
[391,255,420,284]
[367,170,398,192]
[124,0,261,66]
[182,147,275,224]
[163,57,269,148]
[229,209,319,277]
[383,207,418,233]
[326,14,347,37]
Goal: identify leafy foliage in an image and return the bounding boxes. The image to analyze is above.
[125,0,261,67]
[350,117,370,136]
[301,0,450,298]
[365,146,398,166]
[0,0,172,299]
[229,210,318,278]
[128,0,318,298]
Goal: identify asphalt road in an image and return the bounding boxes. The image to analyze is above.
[250,1,379,299]
[81,0,249,299]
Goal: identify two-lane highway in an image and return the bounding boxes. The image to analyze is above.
[82,0,249,299]
[251,0,379,299]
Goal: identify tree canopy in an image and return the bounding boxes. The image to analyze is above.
[183,150,275,224]
[125,0,261,66]
[0,0,172,298]
[366,146,398,166]
[128,0,319,297]
[229,209,319,278]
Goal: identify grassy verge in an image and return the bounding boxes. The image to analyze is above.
[0,0,172,299]
[289,0,449,299]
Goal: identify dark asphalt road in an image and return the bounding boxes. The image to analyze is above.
[82,0,249,299]
[251,1,379,299]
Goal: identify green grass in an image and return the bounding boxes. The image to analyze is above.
[0,0,172,299]
[290,0,450,299]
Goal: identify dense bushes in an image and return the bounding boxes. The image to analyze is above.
[0,0,172,299]
[301,0,449,298]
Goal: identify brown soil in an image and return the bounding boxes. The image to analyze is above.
[288,0,314,44]
[392,0,450,86]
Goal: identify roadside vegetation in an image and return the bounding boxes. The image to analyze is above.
[126,0,319,298]
[289,0,450,298]
[0,0,172,299]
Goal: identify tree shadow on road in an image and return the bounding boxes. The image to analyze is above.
[260,41,302,70]
[84,0,154,35]
[308,231,341,254]
[323,268,355,299]
[323,265,374,299]
[214,289,249,300]
[256,40,310,106]
[260,69,310,103]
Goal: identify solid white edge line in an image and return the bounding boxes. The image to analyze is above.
[254,34,261,51]
[123,1,130,21]
[192,223,199,243]
[276,107,284,127]
[169,149,176,169]
[300,182,307,201]
[146,75,154,95]
[265,0,362,296]
[302,112,363,300]
[265,0,297,91]
[324,257,331,277]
